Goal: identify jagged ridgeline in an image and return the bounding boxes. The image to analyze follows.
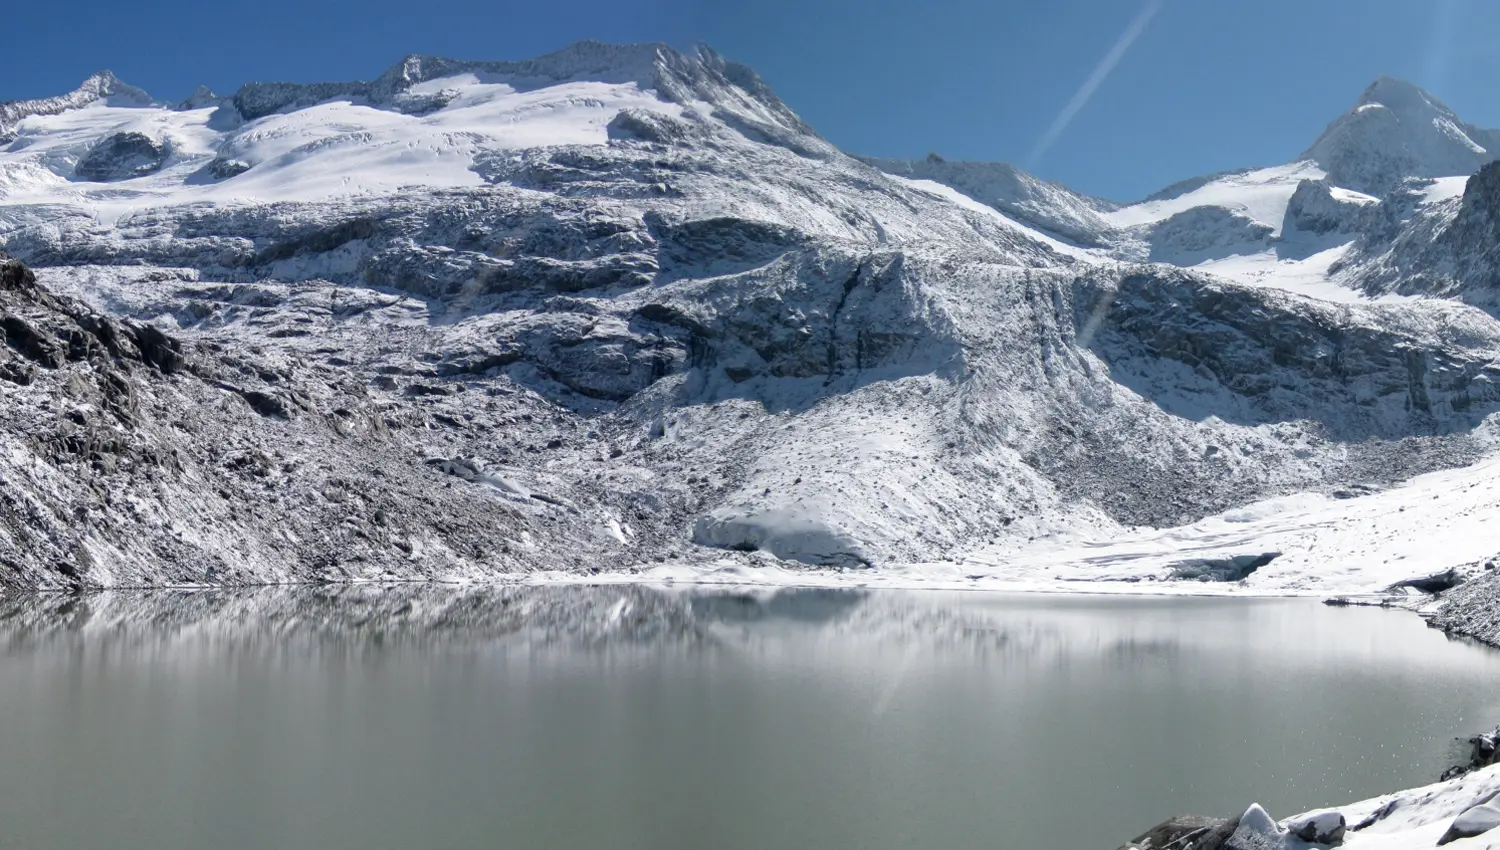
[3,41,1500,589]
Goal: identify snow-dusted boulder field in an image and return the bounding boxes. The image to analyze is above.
[5,42,1500,625]
[1121,761,1500,849]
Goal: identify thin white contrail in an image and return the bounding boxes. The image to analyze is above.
[1027,0,1165,169]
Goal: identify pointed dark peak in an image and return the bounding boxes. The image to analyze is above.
[178,85,220,110]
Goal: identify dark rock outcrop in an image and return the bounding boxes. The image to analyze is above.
[1171,552,1280,582]
[1340,162,1500,312]
[1118,814,1237,850]
[74,132,169,182]
[206,157,251,179]
[1148,206,1273,262]
[1386,567,1462,594]
[1092,269,1500,439]
[1441,728,1500,781]
[1287,811,1346,845]
[1285,179,1370,235]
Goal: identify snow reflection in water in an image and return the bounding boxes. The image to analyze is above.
[0,586,1496,850]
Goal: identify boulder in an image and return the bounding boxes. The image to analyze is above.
[1224,804,1288,850]
[1118,814,1237,849]
[1286,811,1345,845]
[207,157,252,179]
[1438,801,1500,846]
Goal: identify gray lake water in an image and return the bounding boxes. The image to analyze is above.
[0,586,1496,850]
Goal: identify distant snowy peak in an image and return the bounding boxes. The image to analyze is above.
[177,85,220,111]
[857,152,1125,247]
[0,71,155,140]
[227,41,815,142]
[1302,75,1500,195]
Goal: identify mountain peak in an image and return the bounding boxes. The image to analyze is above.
[76,70,155,106]
[366,41,681,94]
[1356,74,1436,109]
[178,85,220,110]
[0,71,155,140]
[225,41,816,147]
[1302,75,1500,195]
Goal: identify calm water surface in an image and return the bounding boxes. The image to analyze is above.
[0,586,1496,850]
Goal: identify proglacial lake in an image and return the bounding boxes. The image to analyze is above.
[0,586,1496,850]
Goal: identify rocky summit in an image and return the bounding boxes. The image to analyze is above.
[3,42,1500,613]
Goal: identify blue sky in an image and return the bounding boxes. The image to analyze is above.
[6,0,1500,201]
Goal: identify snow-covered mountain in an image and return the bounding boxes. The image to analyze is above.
[3,42,1500,620]
[1303,75,1500,196]
[864,77,1500,306]
[0,71,156,142]
[852,152,1130,249]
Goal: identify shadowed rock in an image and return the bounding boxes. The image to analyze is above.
[1439,800,1500,846]
[1386,567,1462,594]
[1118,814,1237,850]
[74,131,168,181]
[1172,553,1281,583]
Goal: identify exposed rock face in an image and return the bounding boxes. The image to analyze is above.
[1148,206,1273,262]
[1171,552,1280,582]
[1284,179,1371,235]
[1339,161,1500,311]
[856,152,1128,248]
[1386,567,1462,594]
[0,256,649,590]
[177,85,219,110]
[1088,269,1500,441]
[205,158,251,179]
[74,132,169,182]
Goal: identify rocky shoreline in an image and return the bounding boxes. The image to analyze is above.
[1425,569,1500,649]
[1115,562,1500,850]
[1119,692,1500,849]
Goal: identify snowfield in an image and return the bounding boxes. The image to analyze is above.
[536,448,1500,598]
[1104,162,1331,235]
[0,78,688,208]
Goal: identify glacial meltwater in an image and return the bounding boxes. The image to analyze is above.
[0,586,1497,850]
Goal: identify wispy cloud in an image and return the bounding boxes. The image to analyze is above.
[1026,0,1164,169]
